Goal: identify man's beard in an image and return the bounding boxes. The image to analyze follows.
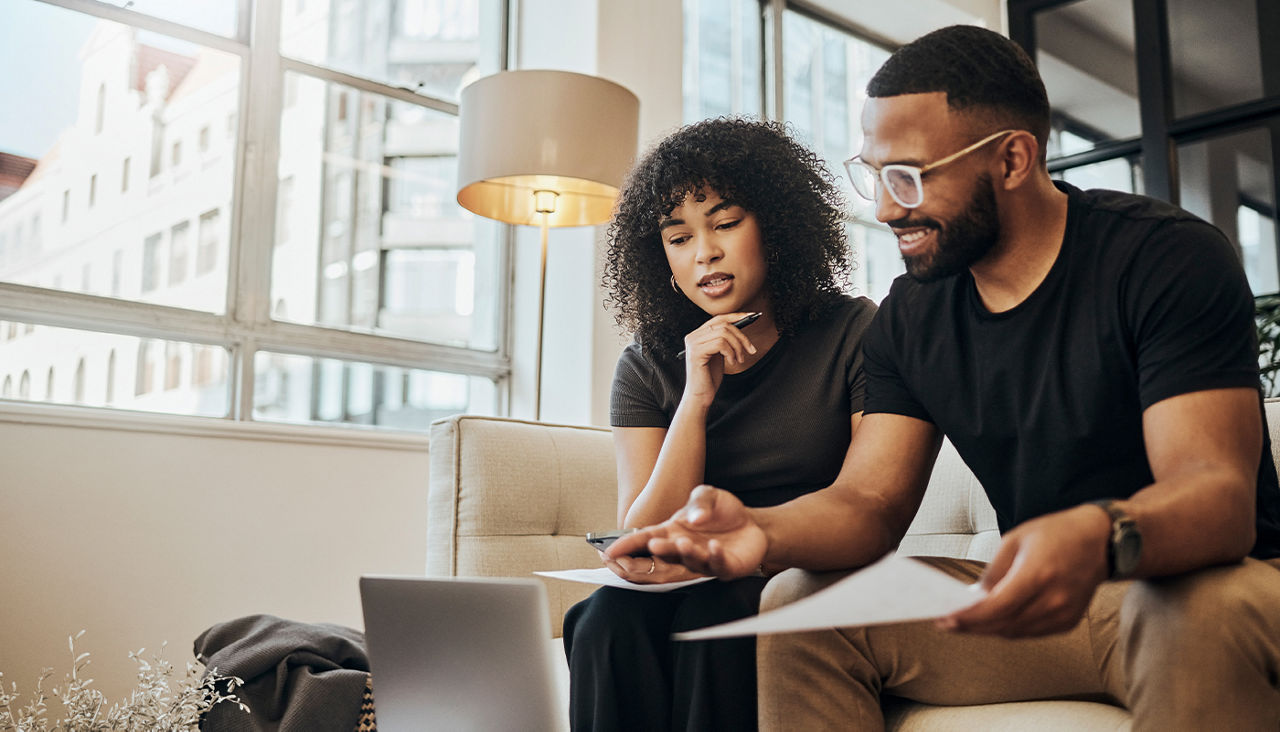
[894,174,1000,283]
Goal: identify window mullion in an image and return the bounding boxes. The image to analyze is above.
[33,0,249,56]
[0,284,231,345]
[232,0,286,418]
[279,58,460,116]
[252,320,511,380]
[767,0,785,120]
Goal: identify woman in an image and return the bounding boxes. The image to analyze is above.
[562,117,876,731]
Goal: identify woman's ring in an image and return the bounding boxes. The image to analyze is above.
[647,557,657,574]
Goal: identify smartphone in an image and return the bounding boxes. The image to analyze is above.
[585,529,652,557]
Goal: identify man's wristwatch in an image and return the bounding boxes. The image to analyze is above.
[1088,499,1142,580]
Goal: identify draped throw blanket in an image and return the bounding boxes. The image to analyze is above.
[194,614,370,732]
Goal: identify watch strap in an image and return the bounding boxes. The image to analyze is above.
[1088,499,1138,579]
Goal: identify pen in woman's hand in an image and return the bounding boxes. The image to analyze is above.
[676,312,762,359]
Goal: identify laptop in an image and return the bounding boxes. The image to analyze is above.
[359,576,563,732]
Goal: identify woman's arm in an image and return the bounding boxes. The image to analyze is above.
[609,425,707,583]
[613,425,667,526]
[620,398,715,528]
[618,312,760,528]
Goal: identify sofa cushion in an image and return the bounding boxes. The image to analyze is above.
[882,696,1130,730]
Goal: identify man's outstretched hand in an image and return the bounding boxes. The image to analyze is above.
[607,485,767,578]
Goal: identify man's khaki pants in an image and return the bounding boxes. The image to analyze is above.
[758,556,1280,731]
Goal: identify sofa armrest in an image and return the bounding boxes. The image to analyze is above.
[427,415,617,636]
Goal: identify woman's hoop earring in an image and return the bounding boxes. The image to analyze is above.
[670,274,680,293]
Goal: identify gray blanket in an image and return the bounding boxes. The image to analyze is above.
[194,614,369,732]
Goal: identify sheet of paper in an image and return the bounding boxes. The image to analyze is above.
[675,554,984,640]
[534,567,715,593]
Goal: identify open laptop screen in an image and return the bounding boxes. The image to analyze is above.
[359,576,561,732]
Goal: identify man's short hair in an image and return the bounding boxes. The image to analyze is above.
[868,25,1051,160]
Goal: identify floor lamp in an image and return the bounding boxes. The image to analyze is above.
[456,70,639,419]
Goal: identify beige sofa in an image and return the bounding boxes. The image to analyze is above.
[426,403,1280,729]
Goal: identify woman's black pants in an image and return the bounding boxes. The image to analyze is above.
[561,576,768,732]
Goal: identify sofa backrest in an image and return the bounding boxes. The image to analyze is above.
[427,400,1280,635]
[896,437,1000,561]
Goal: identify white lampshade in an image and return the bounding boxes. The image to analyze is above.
[456,70,640,227]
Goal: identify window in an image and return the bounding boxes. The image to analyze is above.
[141,233,162,293]
[95,83,106,134]
[682,0,762,123]
[169,221,190,286]
[74,359,86,403]
[164,342,182,390]
[197,209,219,274]
[45,367,54,401]
[0,0,508,427]
[105,349,116,403]
[273,73,505,350]
[1011,0,1280,295]
[1,375,10,397]
[135,340,155,396]
[192,345,224,386]
[684,1,900,302]
[111,249,122,297]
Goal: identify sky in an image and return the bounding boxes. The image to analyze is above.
[0,0,96,158]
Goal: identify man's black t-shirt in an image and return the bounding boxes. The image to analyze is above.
[612,295,877,508]
[863,182,1280,559]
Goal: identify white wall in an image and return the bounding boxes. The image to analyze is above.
[0,404,429,703]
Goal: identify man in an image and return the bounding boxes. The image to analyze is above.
[610,25,1280,730]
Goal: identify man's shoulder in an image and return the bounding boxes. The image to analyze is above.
[1070,186,1218,240]
[1067,185,1234,266]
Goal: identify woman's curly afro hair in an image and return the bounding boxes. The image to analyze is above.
[603,117,851,358]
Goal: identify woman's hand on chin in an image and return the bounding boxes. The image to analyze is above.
[681,312,760,404]
[601,552,705,584]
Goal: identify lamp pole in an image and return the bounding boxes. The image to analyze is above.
[532,190,558,420]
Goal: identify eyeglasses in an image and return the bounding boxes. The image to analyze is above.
[843,129,1018,209]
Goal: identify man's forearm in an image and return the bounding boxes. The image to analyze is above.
[752,488,907,571]
[1118,468,1256,578]
[1131,387,1263,578]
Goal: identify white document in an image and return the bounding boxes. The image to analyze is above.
[534,567,715,593]
[675,554,984,640]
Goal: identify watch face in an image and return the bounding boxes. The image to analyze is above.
[1115,529,1143,577]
